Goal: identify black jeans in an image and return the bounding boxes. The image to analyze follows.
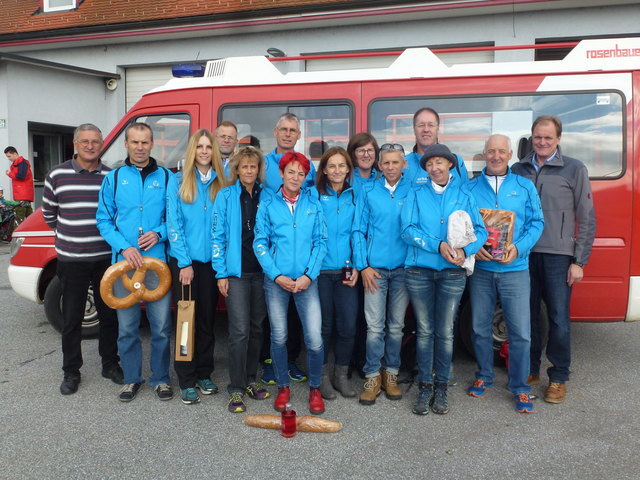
[174,260,219,389]
[57,259,119,375]
[226,272,267,394]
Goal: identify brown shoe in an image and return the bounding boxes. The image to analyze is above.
[527,375,541,386]
[544,382,567,404]
[381,369,402,400]
[359,375,381,405]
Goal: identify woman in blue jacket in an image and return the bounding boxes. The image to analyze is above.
[346,132,380,376]
[313,146,359,400]
[347,132,380,196]
[401,143,487,416]
[253,152,328,415]
[167,128,227,405]
[212,146,270,413]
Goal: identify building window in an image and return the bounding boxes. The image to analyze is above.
[43,0,77,13]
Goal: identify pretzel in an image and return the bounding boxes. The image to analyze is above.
[243,414,343,433]
[100,257,172,309]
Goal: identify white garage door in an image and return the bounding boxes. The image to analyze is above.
[125,66,173,111]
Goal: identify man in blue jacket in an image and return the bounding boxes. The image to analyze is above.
[263,113,316,193]
[97,122,173,403]
[404,107,469,187]
[467,134,544,413]
[352,143,411,405]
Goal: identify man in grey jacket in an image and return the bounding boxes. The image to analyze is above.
[512,115,596,404]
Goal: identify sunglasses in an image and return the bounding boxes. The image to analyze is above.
[380,143,405,154]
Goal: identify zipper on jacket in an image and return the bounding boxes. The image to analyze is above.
[560,211,564,239]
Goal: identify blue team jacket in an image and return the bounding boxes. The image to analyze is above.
[97,159,171,263]
[311,185,357,271]
[351,175,412,271]
[351,168,378,196]
[211,180,263,279]
[253,187,327,280]
[467,168,544,273]
[401,175,487,271]
[166,170,218,268]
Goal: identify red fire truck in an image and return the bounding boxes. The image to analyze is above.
[9,38,640,351]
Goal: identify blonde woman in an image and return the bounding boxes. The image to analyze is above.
[167,128,227,405]
[212,146,271,413]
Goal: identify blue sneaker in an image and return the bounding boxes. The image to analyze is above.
[288,362,308,382]
[261,359,276,385]
[467,379,493,398]
[196,378,218,395]
[180,387,201,405]
[515,393,535,413]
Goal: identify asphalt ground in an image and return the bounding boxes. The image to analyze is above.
[1,241,640,479]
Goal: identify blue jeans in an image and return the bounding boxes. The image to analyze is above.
[470,268,531,395]
[363,267,409,377]
[114,270,172,387]
[529,253,572,383]
[263,276,324,388]
[406,267,465,384]
[318,272,358,366]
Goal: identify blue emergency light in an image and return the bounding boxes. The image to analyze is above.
[172,64,206,78]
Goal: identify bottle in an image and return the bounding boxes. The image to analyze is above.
[342,259,352,282]
[280,402,297,438]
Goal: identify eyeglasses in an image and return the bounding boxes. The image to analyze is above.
[380,143,405,154]
[76,140,102,147]
[415,123,438,129]
[277,127,300,134]
[355,148,375,156]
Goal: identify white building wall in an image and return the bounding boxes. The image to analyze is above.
[0,62,117,199]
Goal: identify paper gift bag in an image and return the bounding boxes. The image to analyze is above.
[175,285,195,362]
[479,208,515,260]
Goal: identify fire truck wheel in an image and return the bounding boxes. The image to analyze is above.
[458,298,549,364]
[44,276,100,338]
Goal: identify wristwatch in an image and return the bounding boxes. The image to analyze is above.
[573,261,584,268]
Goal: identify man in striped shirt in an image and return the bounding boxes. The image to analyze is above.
[42,123,123,395]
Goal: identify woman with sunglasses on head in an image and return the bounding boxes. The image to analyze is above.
[312,146,359,399]
[352,143,412,406]
[401,143,487,416]
[167,128,227,405]
[347,132,380,195]
[212,146,271,413]
[253,152,328,415]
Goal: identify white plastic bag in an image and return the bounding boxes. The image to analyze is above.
[447,210,477,275]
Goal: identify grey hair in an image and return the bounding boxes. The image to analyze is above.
[74,123,103,141]
[275,112,300,129]
[483,134,512,152]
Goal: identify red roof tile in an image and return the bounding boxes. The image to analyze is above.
[0,0,362,37]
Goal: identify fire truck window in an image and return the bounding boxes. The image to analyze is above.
[220,104,352,162]
[101,113,191,170]
[370,92,624,179]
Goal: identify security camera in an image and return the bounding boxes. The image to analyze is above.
[106,78,118,91]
